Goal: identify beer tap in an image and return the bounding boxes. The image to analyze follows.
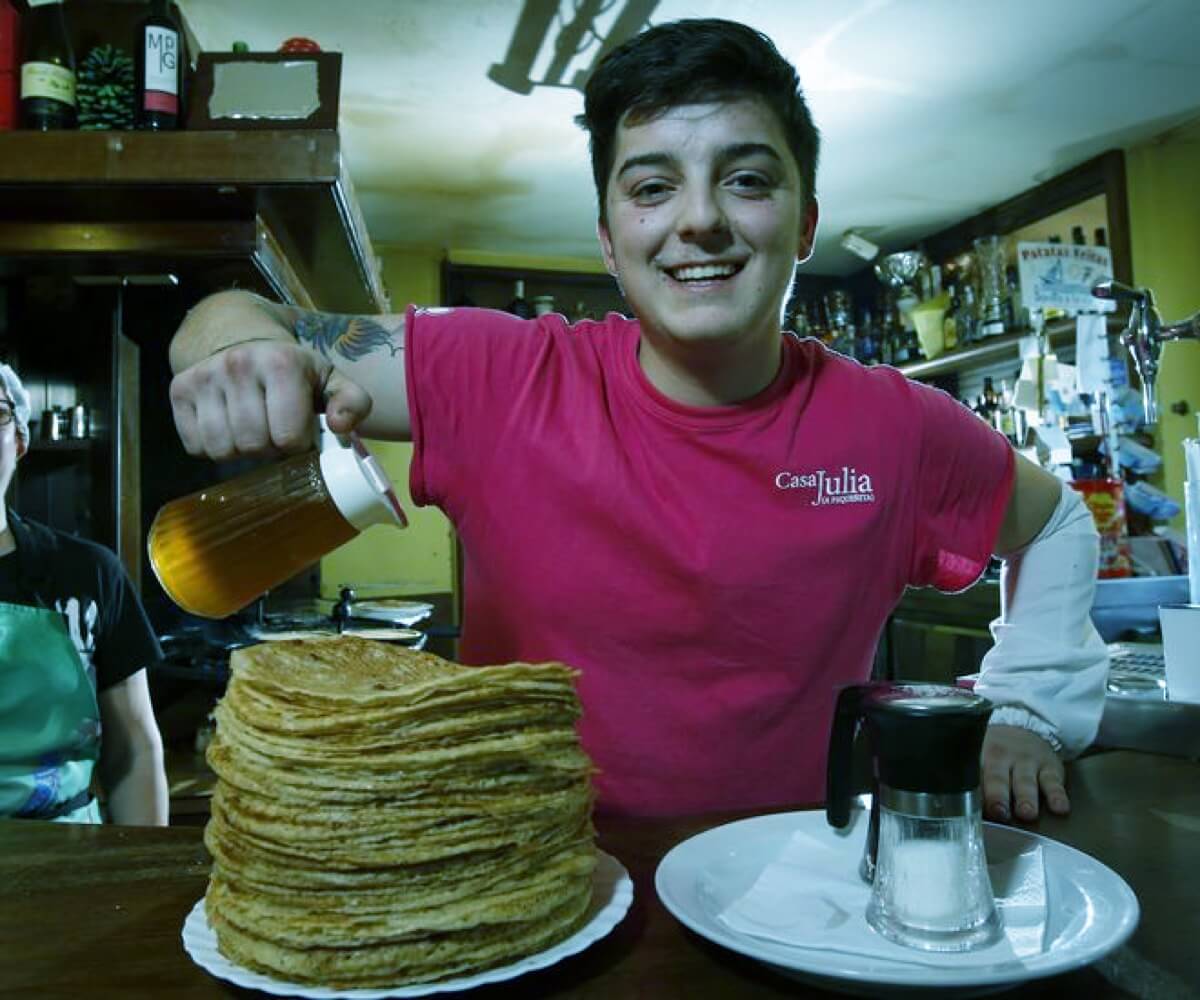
[1091,280,1200,424]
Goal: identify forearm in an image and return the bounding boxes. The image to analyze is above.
[976,482,1109,757]
[100,737,168,826]
[169,290,297,373]
[169,292,411,439]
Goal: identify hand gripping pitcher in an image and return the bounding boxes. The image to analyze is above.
[826,683,1002,952]
[149,425,406,619]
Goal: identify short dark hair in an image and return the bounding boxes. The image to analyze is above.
[576,18,820,222]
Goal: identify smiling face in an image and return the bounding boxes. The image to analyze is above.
[598,97,818,402]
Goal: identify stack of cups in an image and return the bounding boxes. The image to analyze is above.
[1159,428,1200,703]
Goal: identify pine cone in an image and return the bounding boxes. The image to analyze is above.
[77,45,135,131]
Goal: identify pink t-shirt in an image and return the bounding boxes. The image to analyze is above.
[405,307,1014,816]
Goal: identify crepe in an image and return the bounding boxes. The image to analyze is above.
[202,636,597,988]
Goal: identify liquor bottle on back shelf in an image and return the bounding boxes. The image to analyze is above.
[135,0,182,129]
[19,0,75,130]
[506,279,534,319]
[942,283,960,351]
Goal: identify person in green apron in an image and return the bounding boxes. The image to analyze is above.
[0,364,167,825]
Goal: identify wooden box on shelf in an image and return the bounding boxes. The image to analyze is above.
[187,51,342,131]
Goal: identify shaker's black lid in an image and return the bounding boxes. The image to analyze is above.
[864,683,994,794]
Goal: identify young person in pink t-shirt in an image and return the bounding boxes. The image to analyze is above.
[166,20,1107,820]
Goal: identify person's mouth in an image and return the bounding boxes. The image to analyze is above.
[662,261,745,285]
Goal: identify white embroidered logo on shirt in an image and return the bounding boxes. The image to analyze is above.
[775,467,876,506]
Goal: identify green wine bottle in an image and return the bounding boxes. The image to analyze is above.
[19,0,76,130]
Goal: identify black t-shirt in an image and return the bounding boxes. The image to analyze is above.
[0,513,161,692]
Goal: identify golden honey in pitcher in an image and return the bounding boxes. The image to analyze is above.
[149,430,406,619]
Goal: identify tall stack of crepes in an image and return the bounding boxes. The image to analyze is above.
[202,636,596,988]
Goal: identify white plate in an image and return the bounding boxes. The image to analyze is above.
[655,812,1138,997]
[183,850,632,998]
[351,601,434,627]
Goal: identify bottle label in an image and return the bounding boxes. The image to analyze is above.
[21,62,75,105]
[144,90,178,114]
[144,25,179,96]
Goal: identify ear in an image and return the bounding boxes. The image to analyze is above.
[796,198,820,264]
[597,219,618,277]
[15,435,26,460]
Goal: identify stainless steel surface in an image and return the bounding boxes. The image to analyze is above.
[69,403,87,439]
[40,407,63,441]
[880,786,980,818]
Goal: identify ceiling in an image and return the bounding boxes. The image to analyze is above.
[177,0,1200,276]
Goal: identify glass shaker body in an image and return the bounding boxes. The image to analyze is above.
[866,790,1001,952]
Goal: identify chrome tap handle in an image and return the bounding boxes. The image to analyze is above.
[1160,311,1200,343]
[1091,279,1149,306]
[1091,280,1163,423]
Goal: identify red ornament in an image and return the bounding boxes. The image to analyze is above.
[279,36,321,53]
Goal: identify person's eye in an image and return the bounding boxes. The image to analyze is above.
[630,179,673,204]
[726,171,773,195]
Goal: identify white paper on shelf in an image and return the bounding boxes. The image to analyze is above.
[1075,314,1111,396]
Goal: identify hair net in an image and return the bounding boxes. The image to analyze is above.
[0,364,31,443]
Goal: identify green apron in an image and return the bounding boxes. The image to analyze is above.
[0,600,103,823]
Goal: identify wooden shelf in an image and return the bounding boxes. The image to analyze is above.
[898,315,1124,380]
[0,130,387,314]
[25,437,93,455]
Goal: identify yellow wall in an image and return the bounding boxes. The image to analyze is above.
[1125,118,1200,533]
[319,248,452,600]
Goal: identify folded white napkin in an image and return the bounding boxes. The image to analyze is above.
[715,827,1045,968]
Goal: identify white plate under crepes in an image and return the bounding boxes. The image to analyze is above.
[182,851,632,998]
[655,811,1138,997]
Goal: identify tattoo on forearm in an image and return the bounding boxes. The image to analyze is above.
[291,312,402,362]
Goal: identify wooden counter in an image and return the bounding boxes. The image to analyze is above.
[2,750,1196,998]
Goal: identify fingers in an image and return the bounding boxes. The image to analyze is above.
[981,759,1014,823]
[980,725,1068,824]
[1009,757,1041,822]
[323,370,373,434]
[1039,765,1070,816]
[169,341,343,460]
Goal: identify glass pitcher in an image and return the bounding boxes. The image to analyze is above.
[148,424,406,619]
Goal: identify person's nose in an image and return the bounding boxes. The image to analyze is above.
[675,183,729,244]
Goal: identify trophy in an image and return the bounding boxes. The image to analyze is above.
[873,250,927,300]
[874,251,927,334]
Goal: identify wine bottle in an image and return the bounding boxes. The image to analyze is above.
[135,0,181,130]
[506,279,534,319]
[19,0,76,131]
[0,0,19,130]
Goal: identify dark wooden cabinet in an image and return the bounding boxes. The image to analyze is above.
[0,130,386,627]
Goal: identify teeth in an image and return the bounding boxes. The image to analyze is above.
[671,263,739,281]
